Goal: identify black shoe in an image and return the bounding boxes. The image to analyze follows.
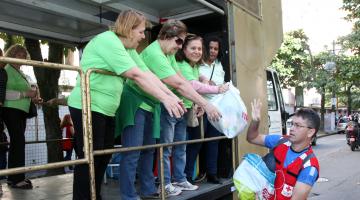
[207,174,220,184]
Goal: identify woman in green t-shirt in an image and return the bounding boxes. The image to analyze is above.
[67,10,185,200]
[2,44,41,190]
[141,20,222,196]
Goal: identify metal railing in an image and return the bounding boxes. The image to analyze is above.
[0,57,235,200]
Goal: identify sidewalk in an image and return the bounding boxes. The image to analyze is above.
[317,129,338,138]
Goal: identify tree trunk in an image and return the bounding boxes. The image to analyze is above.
[25,39,65,175]
[347,85,352,115]
[320,87,325,131]
[295,86,304,108]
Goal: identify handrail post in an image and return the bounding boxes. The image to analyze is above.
[85,69,97,200]
[159,147,166,200]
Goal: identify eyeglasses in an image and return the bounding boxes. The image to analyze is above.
[175,37,184,45]
[288,121,313,129]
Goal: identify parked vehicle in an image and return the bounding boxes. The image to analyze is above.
[345,121,360,151]
[337,117,350,134]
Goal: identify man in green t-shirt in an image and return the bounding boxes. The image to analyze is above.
[141,19,221,196]
[67,11,185,200]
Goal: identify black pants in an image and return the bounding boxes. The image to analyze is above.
[185,114,222,178]
[2,107,27,184]
[70,107,115,200]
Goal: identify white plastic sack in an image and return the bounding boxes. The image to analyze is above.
[208,82,248,138]
[233,154,275,200]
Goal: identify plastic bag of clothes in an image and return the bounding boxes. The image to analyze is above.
[208,82,248,138]
[233,153,275,200]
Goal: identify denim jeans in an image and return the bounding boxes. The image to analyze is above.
[158,105,187,185]
[185,114,222,178]
[120,109,157,200]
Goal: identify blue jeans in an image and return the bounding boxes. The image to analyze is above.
[158,105,187,185]
[185,115,222,178]
[120,109,157,200]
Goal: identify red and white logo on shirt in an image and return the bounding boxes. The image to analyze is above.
[281,183,293,197]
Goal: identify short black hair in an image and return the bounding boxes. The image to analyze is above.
[293,108,320,134]
[203,36,223,61]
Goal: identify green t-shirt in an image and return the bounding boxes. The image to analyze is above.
[3,64,31,113]
[178,61,200,108]
[140,40,179,80]
[67,31,136,117]
[125,49,154,112]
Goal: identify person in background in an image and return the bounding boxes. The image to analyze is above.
[141,20,222,196]
[67,10,184,200]
[0,48,7,186]
[61,114,75,168]
[247,99,320,199]
[116,12,186,200]
[185,36,227,184]
[2,44,41,189]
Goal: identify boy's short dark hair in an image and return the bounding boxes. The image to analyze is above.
[293,108,320,134]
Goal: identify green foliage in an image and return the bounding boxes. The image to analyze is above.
[270,29,312,89]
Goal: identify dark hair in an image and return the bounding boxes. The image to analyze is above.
[293,108,320,135]
[158,19,187,40]
[175,34,204,66]
[0,48,3,56]
[203,36,223,61]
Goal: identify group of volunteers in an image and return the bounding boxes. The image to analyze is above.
[66,9,321,200]
[67,10,228,200]
[0,8,321,200]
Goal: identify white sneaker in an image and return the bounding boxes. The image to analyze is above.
[162,183,182,196]
[173,181,199,191]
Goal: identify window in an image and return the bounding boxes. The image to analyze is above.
[267,71,278,111]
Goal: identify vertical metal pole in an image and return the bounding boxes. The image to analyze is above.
[85,70,96,200]
[35,116,39,141]
[159,147,165,200]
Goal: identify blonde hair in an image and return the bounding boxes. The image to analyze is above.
[113,10,146,38]
[158,19,187,40]
[5,44,29,59]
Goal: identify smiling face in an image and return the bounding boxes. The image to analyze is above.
[183,39,203,64]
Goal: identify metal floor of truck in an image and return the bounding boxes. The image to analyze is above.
[0,173,233,200]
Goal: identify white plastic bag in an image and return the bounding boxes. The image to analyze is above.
[208,82,248,138]
[233,154,275,200]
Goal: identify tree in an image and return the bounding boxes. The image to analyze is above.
[336,55,360,113]
[310,51,336,130]
[24,38,65,175]
[270,29,313,108]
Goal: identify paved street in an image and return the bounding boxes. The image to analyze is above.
[309,133,360,199]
